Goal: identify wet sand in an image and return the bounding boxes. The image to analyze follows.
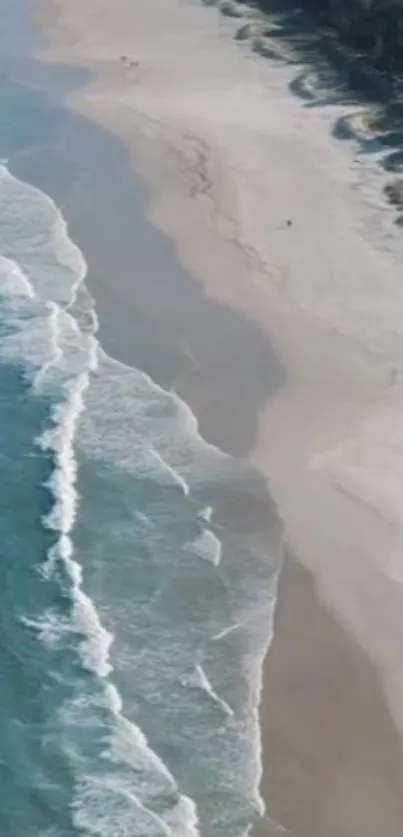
[32,0,403,834]
[256,552,403,837]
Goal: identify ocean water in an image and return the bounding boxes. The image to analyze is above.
[0,2,283,835]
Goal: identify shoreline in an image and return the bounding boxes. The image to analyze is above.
[30,0,403,834]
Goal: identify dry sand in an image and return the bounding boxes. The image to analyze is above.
[33,0,403,833]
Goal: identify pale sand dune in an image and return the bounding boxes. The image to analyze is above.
[34,0,403,833]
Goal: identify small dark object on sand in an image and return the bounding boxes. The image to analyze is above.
[286,219,293,227]
[120,56,139,69]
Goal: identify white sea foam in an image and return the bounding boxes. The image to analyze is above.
[186,526,222,566]
[21,610,72,649]
[72,587,114,678]
[0,164,86,306]
[212,622,242,642]
[73,776,197,837]
[0,254,35,299]
[199,506,213,523]
[77,349,241,498]
[56,675,202,837]
[181,664,234,717]
[0,167,97,594]
[33,301,63,388]
[150,445,190,495]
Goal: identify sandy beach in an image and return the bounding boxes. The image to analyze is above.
[32,0,403,833]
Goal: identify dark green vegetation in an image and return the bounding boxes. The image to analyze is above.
[250,0,403,84]
[294,0,403,73]
[211,0,403,220]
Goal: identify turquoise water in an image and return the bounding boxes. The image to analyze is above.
[0,2,283,835]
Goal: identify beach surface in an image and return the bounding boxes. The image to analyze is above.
[33,0,403,834]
